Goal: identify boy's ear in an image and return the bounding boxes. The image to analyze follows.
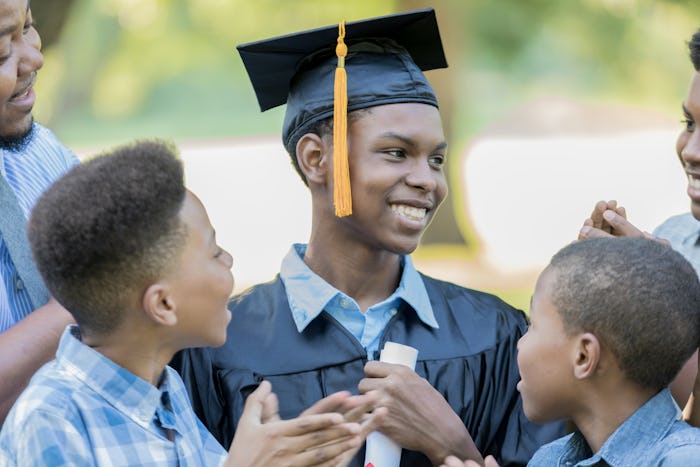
[296,133,329,185]
[142,282,178,327]
[573,332,600,380]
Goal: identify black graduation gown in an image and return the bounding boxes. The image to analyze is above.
[172,273,566,467]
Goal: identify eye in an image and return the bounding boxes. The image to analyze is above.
[213,248,224,259]
[384,149,406,159]
[682,117,696,132]
[429,154,446,168]
[23,21,35,34]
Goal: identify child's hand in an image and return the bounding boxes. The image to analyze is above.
[225,381,364,467]
[440,454,500,467]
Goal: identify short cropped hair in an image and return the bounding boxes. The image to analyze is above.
[548,237,700,391]
[284,108,372,185]
[29,140,187,335]
[690,28,700,71]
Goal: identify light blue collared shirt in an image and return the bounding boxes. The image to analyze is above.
[653,212,700,278]
[0,325,227,466]
[529,388,700,466]
[280,243,438,359]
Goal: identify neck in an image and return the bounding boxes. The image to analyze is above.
[82,326,174,387]
[304,237,402,313]
[571,381,656,453]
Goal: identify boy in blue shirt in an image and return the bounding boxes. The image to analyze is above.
[443,237,700,466]
[0,140,381,466]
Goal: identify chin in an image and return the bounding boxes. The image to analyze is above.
[690,202,700,222]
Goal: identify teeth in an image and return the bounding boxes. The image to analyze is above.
[689,175,700,190]
[11,89,29,100]
[390,204,426,221]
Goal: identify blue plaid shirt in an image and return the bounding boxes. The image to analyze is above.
[0,326,227,466]
[0,123,78,332]
[653,212,700,278]
[280,243,438,360]
[529,389,700,466]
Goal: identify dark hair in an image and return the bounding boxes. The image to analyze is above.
[28,139,187,335]
[284,108,372,185]
[690,29,700,71]
[548,237,700,391]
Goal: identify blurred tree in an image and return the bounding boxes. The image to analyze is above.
[32,0,76,48]
[398,0,468,246]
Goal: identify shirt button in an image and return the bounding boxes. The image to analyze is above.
[340,298,351,308]
[390,308,397,316]
[14,277,24,290]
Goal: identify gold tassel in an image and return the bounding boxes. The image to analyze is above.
[333,20,352,217]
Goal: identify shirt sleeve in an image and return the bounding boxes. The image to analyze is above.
[13,409,93,465]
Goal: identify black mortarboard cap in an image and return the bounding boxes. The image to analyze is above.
[237,8,448,216]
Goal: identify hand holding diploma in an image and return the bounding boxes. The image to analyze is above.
[359,344,483,466]
[364,342,418,467]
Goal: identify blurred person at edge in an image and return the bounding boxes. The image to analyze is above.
[0,0,78,423]
[577,28,700,427]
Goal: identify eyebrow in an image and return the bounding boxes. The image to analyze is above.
[0,24,17,38]
[378,132,448,152]
[683,104,693,117]
[0,2,28,39]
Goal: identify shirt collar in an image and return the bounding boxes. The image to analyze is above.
[559,388,681,466]
[280,243,438,332]
[56,325,169,428]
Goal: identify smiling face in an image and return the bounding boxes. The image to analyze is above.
[678,72,700,221]
[335,103,448,254]
[517,267,578,424]
[0,0,42,142]
[166,191,234,348]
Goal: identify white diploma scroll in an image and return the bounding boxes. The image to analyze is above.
[364,341,419,467]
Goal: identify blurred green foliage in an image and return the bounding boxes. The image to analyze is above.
[33,0,700,150]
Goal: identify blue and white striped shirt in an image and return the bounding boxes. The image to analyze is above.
[0,123,78,332]
[0,325,227,466]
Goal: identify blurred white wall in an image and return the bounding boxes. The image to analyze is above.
[461,104,688,274]
[78,120,687,294]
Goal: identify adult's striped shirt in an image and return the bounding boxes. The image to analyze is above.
[0,123,78,333]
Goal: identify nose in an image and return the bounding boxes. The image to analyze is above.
[221,249,234,269]
[404,158,438,192]
[17,28,43,78]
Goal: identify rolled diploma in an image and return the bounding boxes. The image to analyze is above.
[364,342,418,467]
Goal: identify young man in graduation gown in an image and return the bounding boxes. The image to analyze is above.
[173,9,566,466]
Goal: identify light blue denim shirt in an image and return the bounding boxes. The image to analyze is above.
[280,243,438,359]
[529,388,700,466]
[653,212,700,278]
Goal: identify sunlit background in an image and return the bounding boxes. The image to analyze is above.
[32,0,700,311]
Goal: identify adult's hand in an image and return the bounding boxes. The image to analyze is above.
[578,200,664,242]
[358,361,482,466]
[226,381,365,467]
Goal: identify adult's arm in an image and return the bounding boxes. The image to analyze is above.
[685,353,700,427]
[0,297,73,422]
